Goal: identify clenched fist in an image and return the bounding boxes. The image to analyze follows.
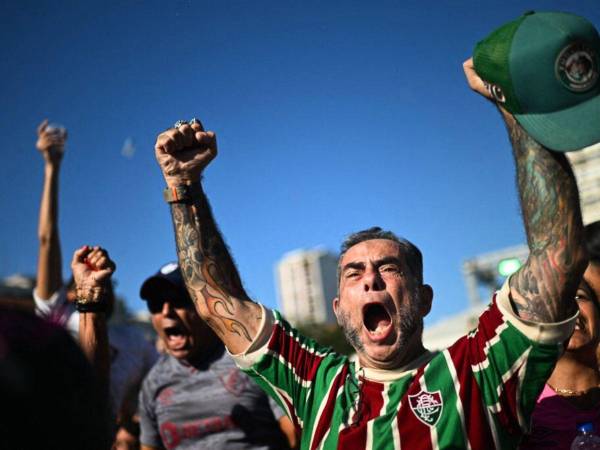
[71,245,116,303]
[155,119,217,187]
[36,119,67,166]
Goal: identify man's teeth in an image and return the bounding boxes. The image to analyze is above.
[369,324,388,335]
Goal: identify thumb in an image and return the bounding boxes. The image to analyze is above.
[95,268,114,282]
[37,119,49,136]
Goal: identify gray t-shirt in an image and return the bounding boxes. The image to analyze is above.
[139,345,288,450]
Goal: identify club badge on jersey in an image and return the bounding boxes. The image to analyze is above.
[408,390,444,427]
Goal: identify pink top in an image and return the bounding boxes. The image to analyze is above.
[520,383,600,449]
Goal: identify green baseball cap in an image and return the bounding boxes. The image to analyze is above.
[474,11,600,152]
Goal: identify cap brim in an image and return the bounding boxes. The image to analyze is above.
[515,94,600,152]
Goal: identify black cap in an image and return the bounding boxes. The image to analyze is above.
[140,262,191,303]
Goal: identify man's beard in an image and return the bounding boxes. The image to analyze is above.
[337,292,423,356]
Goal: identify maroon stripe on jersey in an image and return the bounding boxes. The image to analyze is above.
[268,323,325,382]
[280,393,303,437]
[496,370,522,435]
[447,335,495,449]
[337,375,386,450]
[309,364,350,450]
[468,297,506,366]
[337,419,367,450]
[398,366,434,450]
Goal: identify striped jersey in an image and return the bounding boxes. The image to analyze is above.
[233,281,575,450]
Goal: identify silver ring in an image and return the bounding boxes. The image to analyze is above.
[173,120,188,128]
[189,117,201,125]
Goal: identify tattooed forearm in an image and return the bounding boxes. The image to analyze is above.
[506,117,586,322]
[170,185,258,344]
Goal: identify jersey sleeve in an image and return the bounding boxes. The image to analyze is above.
[32,286,79,339]
[231,307,349,434]
[454,278,576,446]
[138,376,162,448]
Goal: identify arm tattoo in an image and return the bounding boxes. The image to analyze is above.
[507,118,585,322]
[170,187,258,342]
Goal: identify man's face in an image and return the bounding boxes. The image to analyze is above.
[148,286,212,361]
[568,263,600,353]
[333,239,432,370]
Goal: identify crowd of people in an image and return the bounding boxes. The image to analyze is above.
[1,9,599,450]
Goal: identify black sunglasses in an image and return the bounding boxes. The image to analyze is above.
[146,295,193,314]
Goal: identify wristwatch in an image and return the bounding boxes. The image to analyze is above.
[163,182,202,203]
[75,286,107,313]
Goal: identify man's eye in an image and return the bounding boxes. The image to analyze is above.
[346,271,360,278]
[380,265,400,273]
[575,293,589,302]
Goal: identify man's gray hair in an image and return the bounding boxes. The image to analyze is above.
[337,227,424,291]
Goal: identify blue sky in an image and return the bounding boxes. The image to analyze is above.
[2,0,598,325]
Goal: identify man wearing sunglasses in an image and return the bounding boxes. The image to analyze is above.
[138,262,297,450]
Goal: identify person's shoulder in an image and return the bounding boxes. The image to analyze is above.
[144,353,174,384]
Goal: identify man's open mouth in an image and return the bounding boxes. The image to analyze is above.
[362,303,393,340]
[164,324,188,349]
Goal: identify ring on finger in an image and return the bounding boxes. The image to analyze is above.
[173,120,188,128]
[189,118,201,125]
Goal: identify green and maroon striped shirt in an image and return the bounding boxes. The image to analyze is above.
[233,281,575,450]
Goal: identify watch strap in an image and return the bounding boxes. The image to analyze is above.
[163,183,202,203]
[75,300,107,313]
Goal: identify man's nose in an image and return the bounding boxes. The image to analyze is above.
[363,268,385,291]
[162,300,173,316]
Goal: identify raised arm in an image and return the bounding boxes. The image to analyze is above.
[464,58,587,322]
[71,245,115,448]
[71,245,115,388]
[154,119,262,354]
[35,120,67,299]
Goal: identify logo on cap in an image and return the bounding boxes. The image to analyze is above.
[556,42,599,92]
[160,262,179,274]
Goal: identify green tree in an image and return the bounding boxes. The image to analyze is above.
[296,322,354,355]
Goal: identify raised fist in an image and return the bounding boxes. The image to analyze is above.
[36,119,67,165]
[71,246,116,302]
[155,119,217,187]
[462,58,513,121]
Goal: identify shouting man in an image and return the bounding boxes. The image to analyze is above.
[153,11,600,450]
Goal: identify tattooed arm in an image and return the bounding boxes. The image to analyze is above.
[464,58,587,322]
[155,119,262,354]
[504,114,586,321]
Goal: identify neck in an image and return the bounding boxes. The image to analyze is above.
[547,351,600,392]
[358,332,427,371]
[184,336,223,368]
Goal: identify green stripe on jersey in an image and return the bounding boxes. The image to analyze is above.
[423,351,469,449]
[371,375,413,450]
[517,342,563,430]
[319,364,360,449]
[472,321,530,408]
[303,361,348,449]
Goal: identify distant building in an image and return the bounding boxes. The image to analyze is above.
[568,143,600,225]
[423,303,488,350]
[275,248,338,325]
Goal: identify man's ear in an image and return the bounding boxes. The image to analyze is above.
[333,297,340,318]
[419,284,433,317]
